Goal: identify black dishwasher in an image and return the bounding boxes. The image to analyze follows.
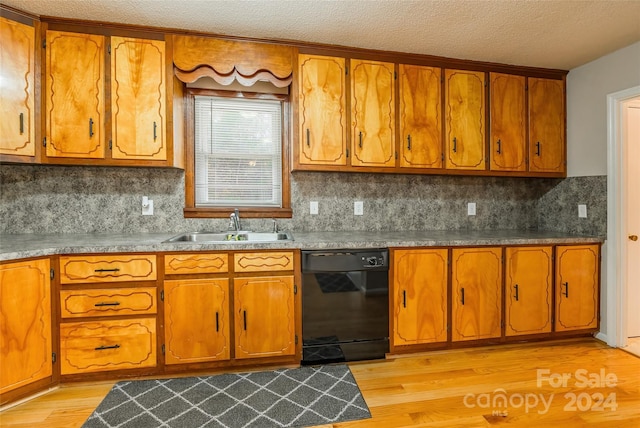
[301,249,389,365]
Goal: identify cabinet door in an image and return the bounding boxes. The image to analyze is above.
[392,249,448,346]
[234,276,295,359]
[529,77,565,173]
[505,247,552,336]
[298,54,347,166]
[0,259,52,397]
[451,247,502,341]
[45,31,105,159]
[444,69,486,170]
[0,17,35,157]
[555,245,599,332]
[350,59,395,167]
[490,73,526,172]
[164,279,230,364]
[111,36,166,160]
[399,64,443,169]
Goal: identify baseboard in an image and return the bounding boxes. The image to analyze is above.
[594,331,611,346]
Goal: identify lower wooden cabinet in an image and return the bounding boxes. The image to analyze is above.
[163,278,230,364]
[60,317,157,375]
[0,258,52,400]
[234,276,296,359]
[555,245,600,332]
[451,247,502,341]
[504,246,553,336]
[392,249,448,346]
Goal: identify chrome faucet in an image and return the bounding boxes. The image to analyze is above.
[230,208,241,232]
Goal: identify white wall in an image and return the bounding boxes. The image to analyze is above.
[567,41,640,177]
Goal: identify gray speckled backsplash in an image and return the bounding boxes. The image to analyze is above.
[0,164,605,235]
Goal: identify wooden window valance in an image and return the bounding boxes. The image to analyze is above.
[172,35,294,88]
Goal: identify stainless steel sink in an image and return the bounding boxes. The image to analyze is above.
[164,231,294,243]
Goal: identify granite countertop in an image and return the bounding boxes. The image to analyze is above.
[0,230,604,262]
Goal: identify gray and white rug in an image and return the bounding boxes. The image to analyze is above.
[82,364,370,428]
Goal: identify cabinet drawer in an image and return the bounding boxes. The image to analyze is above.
[234,252,294,273]
[60,287,157,318]
[60,318,156,375]
[164,253,228,275]
[59,255,157,284]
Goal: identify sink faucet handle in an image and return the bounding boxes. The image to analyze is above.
[272,218,278,233]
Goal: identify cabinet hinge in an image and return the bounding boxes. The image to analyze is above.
[42,39,46,49]
[395,151,398,160]
[52,352,57,363]
[394,71,397,80]
[441,153,445,162]
[346,148,350,158]
[109,140,112,150]
[43,137,47,147]
[295,335,298,345]
[160,290,164,301]
[345,67,348,76]
[50,268,54,280]
[108,44,111,54]
[294,284,298,295]
[484,79,487,87]
[161,344,165,355]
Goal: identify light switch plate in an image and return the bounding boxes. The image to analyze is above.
[354,201,364,216]
[578,204,587,218]
[467,202,476,216]
[310,201,319,215]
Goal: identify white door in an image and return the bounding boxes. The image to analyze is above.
[625,99,640,337]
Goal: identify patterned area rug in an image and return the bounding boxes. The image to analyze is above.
[314,273,359,293]
[82,365,370,428]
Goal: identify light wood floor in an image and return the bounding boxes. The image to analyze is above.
[1,338,639,427]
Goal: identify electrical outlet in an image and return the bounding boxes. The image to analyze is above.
[578,204,587,218]
[142,196,154,216]
[467,202,476,216]
[310,201,319,215]
[354,201,364,216]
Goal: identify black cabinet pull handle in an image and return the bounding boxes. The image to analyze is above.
[89,118,94,137]
[95,344,120,351]
[19,113,24,134]
[153,121,157,141]
[215,312,219,332]
[306,128,310,147]
[243,310,247,330]
[453,137,457,153]
[563,282,569,298]
[407,135,411,150]
[402,290,407,308]
[359,131,363,148]
[461,287,465,305]
[497,139,501,154]
[94,268,120,273]
[94,302,120,307]
[514,284,519,301]
[535,141,541,156]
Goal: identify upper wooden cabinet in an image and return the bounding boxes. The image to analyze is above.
[489,73,526,172]
[350,59,396,168]
[398,65,443,169]
[0,16,36,159]
[110,36,166,161]
[45,30,105,159]
[528,77,565,173]
[444,69,486,170]
[297,54,347,166]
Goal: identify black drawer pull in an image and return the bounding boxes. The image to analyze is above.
[402,290,407,308]
[94,301,121,307]
[95,344,120,351]
[94,268,120,273]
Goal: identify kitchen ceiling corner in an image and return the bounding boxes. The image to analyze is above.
[3,0,640,70]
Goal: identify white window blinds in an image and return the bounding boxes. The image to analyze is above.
[194,96,283,207]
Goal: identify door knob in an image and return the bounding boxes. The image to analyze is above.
[630,235,638,241]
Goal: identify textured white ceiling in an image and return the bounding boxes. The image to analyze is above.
[4,0,640,70]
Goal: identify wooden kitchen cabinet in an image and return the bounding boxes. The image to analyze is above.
[164,253,228,275]
[504,246,553,336]
[110,36,166,161]
[234,275,296,359]
[489,73,526,172]
[234,251,294,273]
[392,249,448,347]
[45,30,105,159]
[0,258,52,401]
[0,16,36,159]
[451,247,502,341]
[350,59,396,168]
[398,64,443,169]
[297,54,347,166]
[164,278,230,364]
[444,69,486,170]
[528,77,565,173]
[555,244,599,332]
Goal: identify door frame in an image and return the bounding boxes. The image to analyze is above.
[606,85,640,347]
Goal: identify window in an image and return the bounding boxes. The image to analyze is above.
[184,90,291,218]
